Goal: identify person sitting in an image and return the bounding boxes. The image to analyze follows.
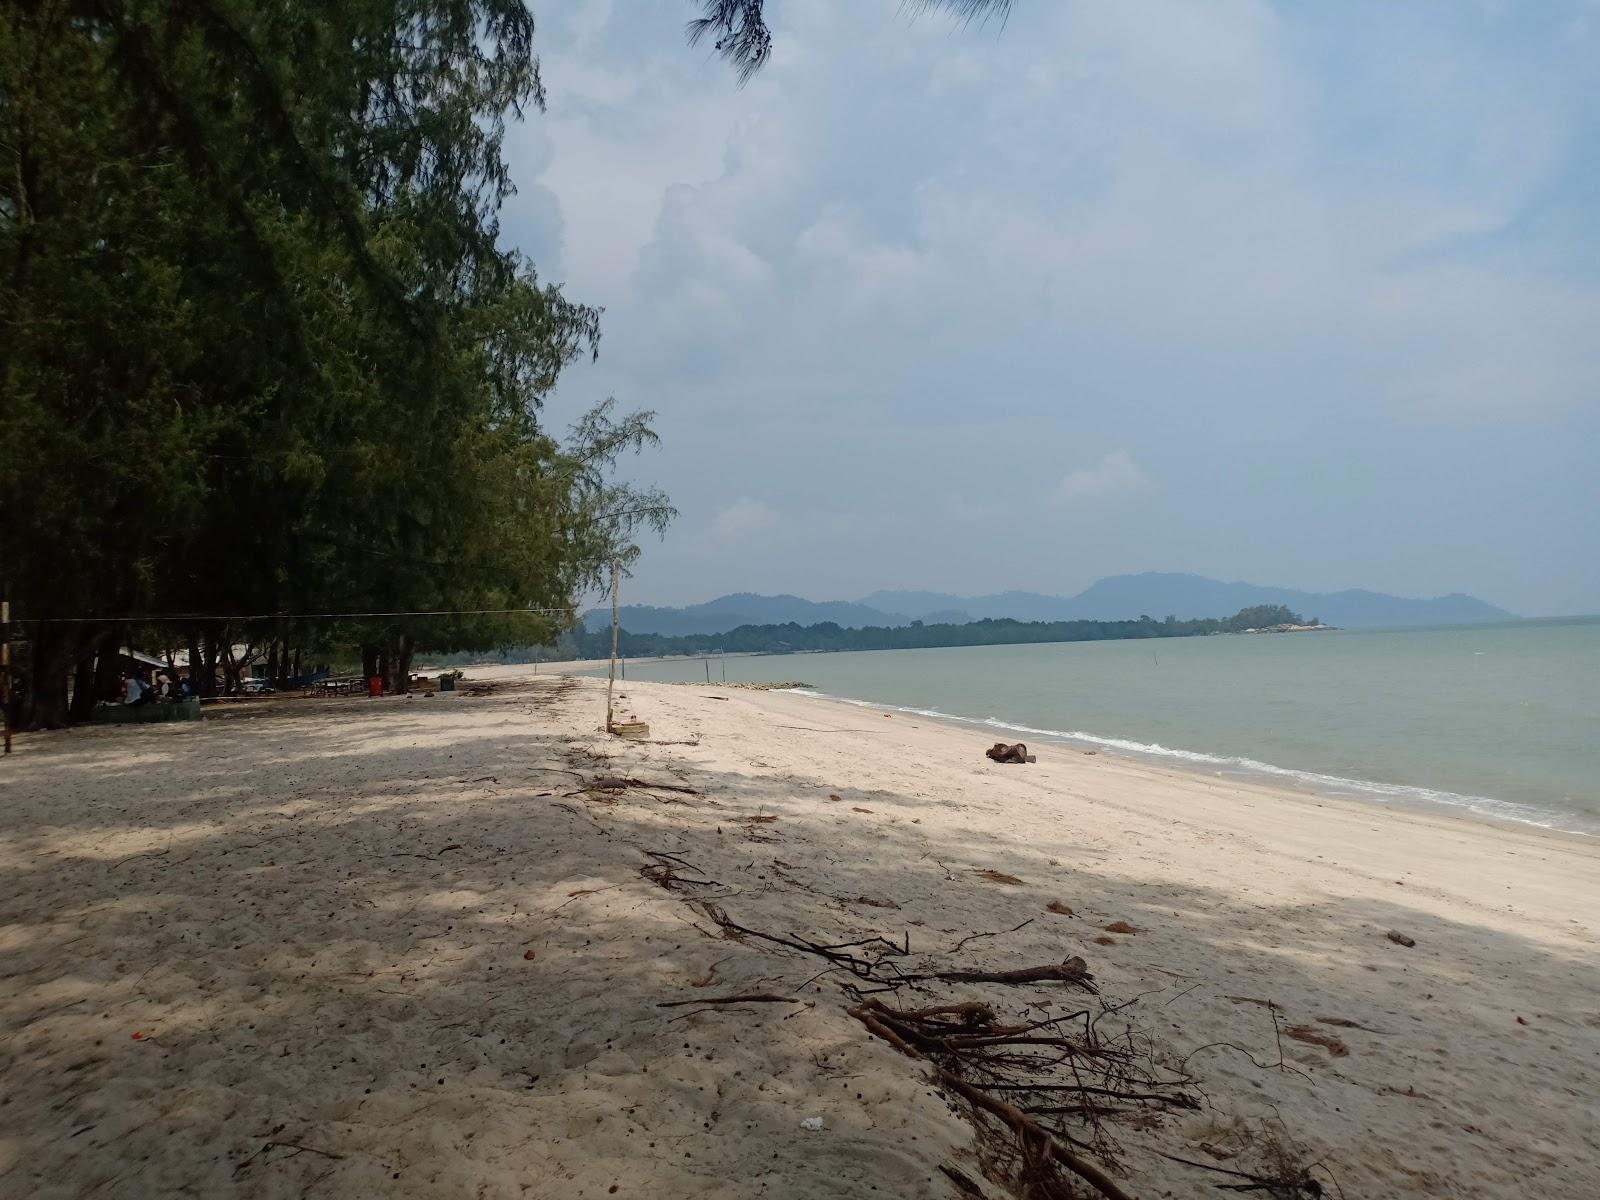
[125,673,153,706]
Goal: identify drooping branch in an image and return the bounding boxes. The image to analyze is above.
[689,0,1015,82]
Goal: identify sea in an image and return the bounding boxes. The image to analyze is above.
[593,618,1600,836]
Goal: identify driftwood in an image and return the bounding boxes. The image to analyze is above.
[697,902,909,980]
[575,776,701,795]
[639,851,720,891]
[939,1164,987,1197]
[657,993,799,1008]
[903,957,1096,991]
[947,919,1034,953]
[650,895,1292,1197]
[850,1000,1146,1200]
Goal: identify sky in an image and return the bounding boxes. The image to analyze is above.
[501,0,1600,616]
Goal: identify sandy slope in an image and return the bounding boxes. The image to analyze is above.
[2,674,1596,1199]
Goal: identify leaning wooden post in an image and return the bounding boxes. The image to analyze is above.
[1,598,11,754]
[605,559,620,733]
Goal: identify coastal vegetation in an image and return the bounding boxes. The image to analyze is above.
[561,604,1313,659]
[0,2,670,727]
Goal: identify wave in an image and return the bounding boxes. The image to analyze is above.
[783,689,1592,836]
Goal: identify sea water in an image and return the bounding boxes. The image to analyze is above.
[595,618,1600,836]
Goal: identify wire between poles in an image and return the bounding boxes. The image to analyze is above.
[21,606,581,624]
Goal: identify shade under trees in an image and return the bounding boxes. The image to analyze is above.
[1,0,672,728]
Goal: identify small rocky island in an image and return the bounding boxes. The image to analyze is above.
[1229,605,1334,633]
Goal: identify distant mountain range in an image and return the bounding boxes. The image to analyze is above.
[584,572,1513,636]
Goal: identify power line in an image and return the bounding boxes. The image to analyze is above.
[24,606,581,625]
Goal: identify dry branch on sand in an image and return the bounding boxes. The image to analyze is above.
[847,998,1195,1200]
[656,993,799,1008]
[668,891,1238,1198]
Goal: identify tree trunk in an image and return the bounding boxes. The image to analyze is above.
[265,641,280,689]
[198,627,218,697]
[23,621,74,730]
[67,624,118,723]
[291,646,301,682]
[93,641,121,709]
[186,626,203,693]
[395,633,413,695]
[375,649,388,694]
[69,653,96,722]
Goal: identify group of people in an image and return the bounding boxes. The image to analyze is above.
[118,671,194,706]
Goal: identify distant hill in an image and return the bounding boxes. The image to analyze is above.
[589,573,1513,636]
[869,574,1513,629]
[1049,574,1512,628]
[861,589,1076,624]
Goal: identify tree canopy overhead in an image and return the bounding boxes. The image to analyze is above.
[1,0,671,726]
[691,0,1013,80]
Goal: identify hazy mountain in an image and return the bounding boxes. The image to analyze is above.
[871,574,1513,628]
[591,574,1513,636]
[1052,574,1512,627]
[861,589,1075,623]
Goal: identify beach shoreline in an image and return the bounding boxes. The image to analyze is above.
[505,651,1598,842]
[771,682,1600,846]
[4,671,1596,1198]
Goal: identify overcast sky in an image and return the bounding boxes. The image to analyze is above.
[503,1,1600,616]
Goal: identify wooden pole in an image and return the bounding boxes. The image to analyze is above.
[1,598,11,754]
[605,559,619,733]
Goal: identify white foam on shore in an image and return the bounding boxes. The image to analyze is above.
[784,689,1595,836]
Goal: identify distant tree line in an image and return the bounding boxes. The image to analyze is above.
[563,605,1311,659]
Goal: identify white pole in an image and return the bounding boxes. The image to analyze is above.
[606,560,620,732]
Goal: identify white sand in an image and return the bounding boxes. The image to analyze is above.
[2,673,1597,1198]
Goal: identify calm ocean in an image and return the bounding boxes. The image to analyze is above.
[595,619,1600,835]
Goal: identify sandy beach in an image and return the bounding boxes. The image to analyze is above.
[3,671,1597,1199]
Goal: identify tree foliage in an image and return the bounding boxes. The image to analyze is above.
[690,0,1013,80]
[1,0,671,727]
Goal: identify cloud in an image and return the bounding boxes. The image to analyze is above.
[504,0,1600,613]
[1053,452,1149,504]
[691,497,780,554]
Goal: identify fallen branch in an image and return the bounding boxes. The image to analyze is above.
[939,1164,986,1198]
[110,846,171,869]
[657,993,799,1008]
[573,776,701,796]
[948,918,1035,953]
[850,1002,1137,1200]
[640,851,721,891]
[903,958,1096,991]
[233,1139,345,1177]
[697,903,908,980]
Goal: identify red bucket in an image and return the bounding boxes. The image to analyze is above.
[368,676,382,697]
